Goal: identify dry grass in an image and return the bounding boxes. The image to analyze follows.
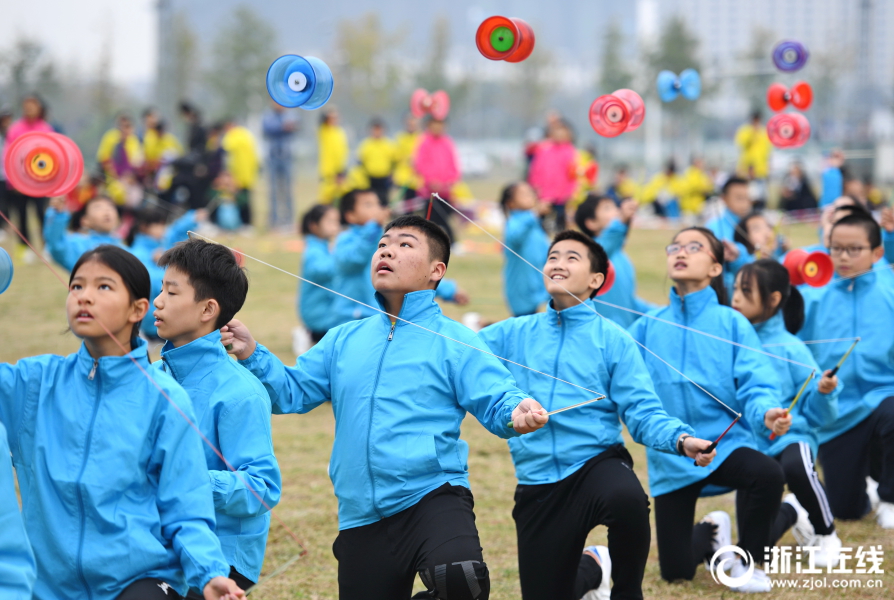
[2,172,891,598]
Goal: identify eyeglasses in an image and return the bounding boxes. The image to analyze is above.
[665,242,707,256]
[829,246,869,257]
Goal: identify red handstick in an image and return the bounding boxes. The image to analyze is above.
[693,415,741,466]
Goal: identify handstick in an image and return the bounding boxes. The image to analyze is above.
[693,415,741,466]
[426,194,434,220]
[507,395,606,428]
[769,370,815,440]
[828,338,860,377]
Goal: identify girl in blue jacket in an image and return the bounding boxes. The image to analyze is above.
[575,193,656,327]
[298,204,340,341]
[732,259,843,567]
[628,227,790,592]
[0,245,242,600]
[44,196,126,271]
[499,181,550,316]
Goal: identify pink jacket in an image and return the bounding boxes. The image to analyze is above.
[527,141,577,204]
[3,118,54,165]
[414,133,460,194]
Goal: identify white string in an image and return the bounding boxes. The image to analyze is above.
[763,337,860,347]
[187,231,607,400]
[431,195,743,417]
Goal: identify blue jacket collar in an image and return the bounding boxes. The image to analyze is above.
[305,234,328,250]
[375,289,441,324]
[670,285,718,319]
[546,298,599,326]
[160,330,227,382]
[77,337,149,380]
[830,269,876,290]
[754,311,785,337]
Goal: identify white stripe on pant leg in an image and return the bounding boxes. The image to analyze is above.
[799,441,834,528]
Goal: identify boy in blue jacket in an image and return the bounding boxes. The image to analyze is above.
[499,181,550,316]
[479,230,715,600]
[575,194,656,327]
[0,421,35,600]
[801,213,894,528]
[299,204,341,341]
[152,239,282,593]
[44,195,125,270]
[221,215,548,600]
[705,176,754,292]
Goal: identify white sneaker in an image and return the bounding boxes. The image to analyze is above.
[701,510,733,572]
[729,561,771,593]
[877,501,894,529]
[581,545,611,600]
[812,531,843,568]
[867,477,880,511]
[784,493,816,547]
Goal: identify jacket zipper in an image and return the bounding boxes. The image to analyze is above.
[549,313,565,479]
[679,296,691,426]
[367,321,396,519]
[76,360,102,599]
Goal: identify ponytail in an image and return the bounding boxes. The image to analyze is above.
[738,259,805,333]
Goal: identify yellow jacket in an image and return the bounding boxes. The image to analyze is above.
[318,123,349,178]
[735,123,772,179]
[358,136,396,178]
[97,129,143,169]
[680,166,715,215]
[221,126,260,189]
[641,172,688,205]
[393,131,422,189]
[143,129,183,165]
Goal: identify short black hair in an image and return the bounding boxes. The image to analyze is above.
[830,213,882,249]
[301,204,336,236]
[125,207,168,246]
[733,211,767,255]
[383,215,451,284]
[548,230,609,298]
[70,245,151,344]
[339,188,376,224]
[369,117,385,129]
[832,202,871,220]
[574,193,615,238]
[722,176,749,196]
[157,239,249,328]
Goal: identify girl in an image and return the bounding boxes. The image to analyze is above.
[733,212,786,261]
[414,117,461,242]
[628,227,790,592]
[0,245,242,600]
[527,118,577,231]
[575,193,655,327]
[299,204,341,342]
[732,259,843,568]
[499,181,550,317]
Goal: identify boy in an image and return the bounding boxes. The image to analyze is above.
[575,194,655,327]
[44,195,124,270]
[800,213,894,527]
[152,239,282,593]
[0,421,35,600]
[221,215,548,600]
[706,176,754,290]
[332,189,468,327]
[479,230,715,600]
[357,118,397,206]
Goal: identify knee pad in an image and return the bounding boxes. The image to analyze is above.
[417,559,490,600]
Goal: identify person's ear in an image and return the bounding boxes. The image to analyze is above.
[871,244,884,262]
[130,298,150,324]
[768,290,782,312]
[707,261,724,279]
[588,271,606,295]
[429,261,447,286]
[200,299,220,325]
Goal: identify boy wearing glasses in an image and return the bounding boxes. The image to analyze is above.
[800,213,894,529]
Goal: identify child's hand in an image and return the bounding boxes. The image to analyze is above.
[682,436,717,466]
[881,207,894,233]
[220,319,257,361]
[203,576,244,600]
[722,240,740,262]
[535,201,553,216]
[48,196,67,212]
[620,198,639,223]
[510,399,549,433]
[818,369,838,394]
[452,287,470,305]
[765,408,792,437]
[195,208,209,223]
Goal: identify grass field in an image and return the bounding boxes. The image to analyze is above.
[2,172,892,598]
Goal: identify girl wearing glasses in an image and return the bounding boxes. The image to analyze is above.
[629,227,790,592]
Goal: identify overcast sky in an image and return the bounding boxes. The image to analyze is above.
[0,0,157,86]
